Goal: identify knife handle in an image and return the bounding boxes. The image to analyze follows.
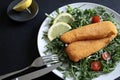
[12,62,62,80]
[1,67,29,80]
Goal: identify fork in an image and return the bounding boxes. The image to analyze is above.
[0,54,59,79]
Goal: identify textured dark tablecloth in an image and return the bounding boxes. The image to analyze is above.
[0,0,120,80]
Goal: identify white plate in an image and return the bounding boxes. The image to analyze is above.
[37,2,120,80]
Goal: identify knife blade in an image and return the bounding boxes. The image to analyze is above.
[12,62,62,80]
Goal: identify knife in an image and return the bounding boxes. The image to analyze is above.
[12,62,62,80]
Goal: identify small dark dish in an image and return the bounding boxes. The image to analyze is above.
[7,0,39,22]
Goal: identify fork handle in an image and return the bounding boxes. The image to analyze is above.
[0,67,29,80]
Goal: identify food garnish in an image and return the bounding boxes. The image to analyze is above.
[48,22,71,41]
[91,61,101,71]
[53,12,74,24]
[13,0,32,12]
[92,15,101,23]
[101,52,111,61]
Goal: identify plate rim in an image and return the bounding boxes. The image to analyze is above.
[37,2,120,80]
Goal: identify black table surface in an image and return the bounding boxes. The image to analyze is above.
[0,0,120,80]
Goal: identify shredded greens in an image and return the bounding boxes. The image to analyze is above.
[43,6,120,80]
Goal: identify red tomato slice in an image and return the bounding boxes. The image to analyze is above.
[91,16,100,23]
[91,61,101,71]
[101,52,111,60]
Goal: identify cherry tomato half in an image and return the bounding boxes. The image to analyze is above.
[91,61,101,71]
[91,16,100,23]
[101,52,111,60]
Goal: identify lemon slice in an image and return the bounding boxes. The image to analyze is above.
[13,0,32,12]
[53,13,74,24]
[48,22,72,41]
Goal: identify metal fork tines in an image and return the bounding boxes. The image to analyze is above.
[42,54,59,64]
[0,54,59,79]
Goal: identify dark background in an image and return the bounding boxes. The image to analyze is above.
[0,0,120,80]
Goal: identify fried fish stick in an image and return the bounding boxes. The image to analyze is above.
[60,21,118,43]
[65,37,112,62]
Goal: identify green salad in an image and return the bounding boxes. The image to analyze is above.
[43,6,120,80]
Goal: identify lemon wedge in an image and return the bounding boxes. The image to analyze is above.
[48,22,72,41]
[53,13,74,24]
[13,0,32,12]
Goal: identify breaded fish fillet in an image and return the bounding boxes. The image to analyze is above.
[60,21,118,43]
[65,37,112,62]
[61,21,118,62]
